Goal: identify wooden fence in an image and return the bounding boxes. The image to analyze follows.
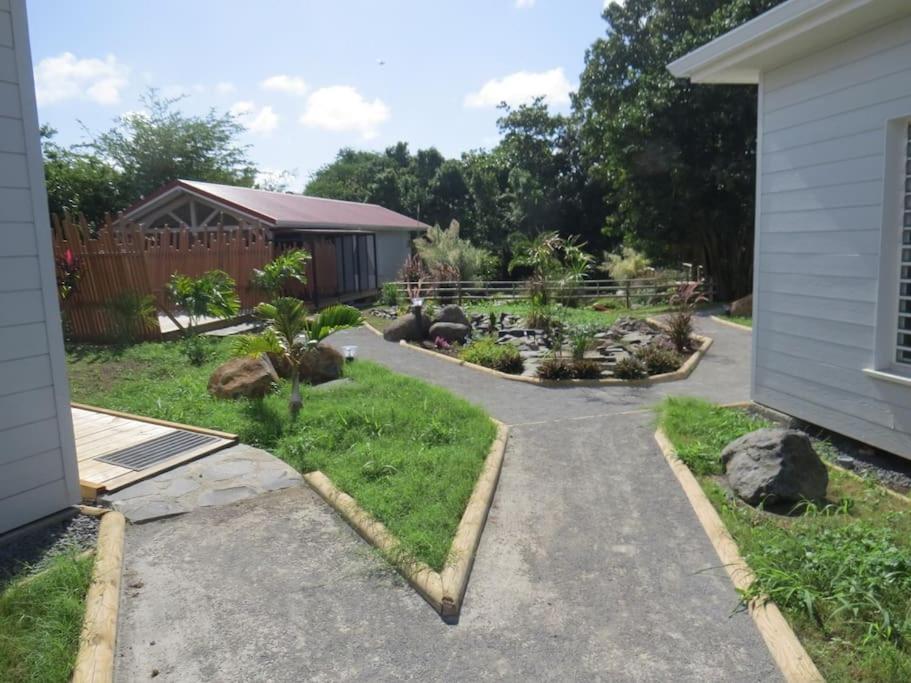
[51,217,275,342]
[388,277,712,307]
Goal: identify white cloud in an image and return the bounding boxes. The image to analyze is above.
[300,86,390,140]
[464,67,573,109]
[515,0,535,7]
[261,74,309,96]
[34,52,129,106]
[215,81,236,95]
[230,100,279,134]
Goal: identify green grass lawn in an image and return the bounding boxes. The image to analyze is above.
[0,553,94,682]
[67,337,496,571]
[657,397,911,683]
[718,314,752,328]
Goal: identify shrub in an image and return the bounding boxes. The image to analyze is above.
[107,291,157,345]
[601,246,651,282]
[569,326,596,361]
[634,343,683,375]
[665,311,694,353]
[413,219,493,281]
[537,355,574,380]
[612,355,647,380]
[379,282,400,306]
[571,359,602,379]
[181,334,208,365]
[459,339,523,374]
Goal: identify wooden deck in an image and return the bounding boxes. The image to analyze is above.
[73,404,236,499]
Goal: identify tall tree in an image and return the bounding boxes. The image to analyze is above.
[93,89,257,200]
[575,0,783,299]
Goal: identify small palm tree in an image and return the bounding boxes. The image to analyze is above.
[233,298,362,418]
[167,270,241,332]
[251,249,311,301]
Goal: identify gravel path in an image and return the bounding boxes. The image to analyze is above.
[115,314,782,682]
[0,512,99,584]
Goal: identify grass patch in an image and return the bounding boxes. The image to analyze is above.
[0,553,94,682]
[67,338,496,571]
[657,397,911,682]
[718,314,752,327]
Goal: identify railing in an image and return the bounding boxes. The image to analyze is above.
[389,277,712,306]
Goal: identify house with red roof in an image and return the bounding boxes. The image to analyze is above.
[121,179,430,304]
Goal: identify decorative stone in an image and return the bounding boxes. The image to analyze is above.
[729,293,753,317]
[721,428,828,506]
[433,304,470,327]
[428,321,471,343]
[383,313,425,342]
[208,355,278,399]
[299,345,344,385]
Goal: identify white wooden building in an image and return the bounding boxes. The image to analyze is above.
[670,0,911,459]
[0,0,80,533]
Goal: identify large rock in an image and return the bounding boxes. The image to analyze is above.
[721,428,828,505]
[383,312,426,342]
[729,293,753,317]
[428,321,471,343]
[433,304,470,327]
[208,355,278,399]
[299,344,343,385]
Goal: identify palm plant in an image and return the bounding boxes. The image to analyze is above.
[251,249,311,301]
[232,298,362,418]
[508,232,593,304]
[167,270,240,332]
[106,291,157,345]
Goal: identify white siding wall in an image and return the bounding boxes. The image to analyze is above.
[0,0,80,533]
[375,231,411,284]
[754,15,911,458]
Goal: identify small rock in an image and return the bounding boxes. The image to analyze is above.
[835,455,855,470]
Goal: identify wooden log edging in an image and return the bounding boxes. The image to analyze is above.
[361,318,712,387]
[72,508,126,683]
[653,428,824,683]
[303,420,510,619]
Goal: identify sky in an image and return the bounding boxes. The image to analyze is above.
[27,0,616,191]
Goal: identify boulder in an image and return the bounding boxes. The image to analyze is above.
[729,293,753,318]
[433,304,470,327]
[383,313,425,342]
[299,344,344,385]
[429,321,471,344]
[721,428,828,505]
[267,351,293,379]
[208,355,278,399]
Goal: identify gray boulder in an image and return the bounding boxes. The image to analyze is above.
[208,355,278,399]
[383,313,426,342]
[434,304,470,327]
[299,344,343,385]
[429,321,471,343]
[721,428,828,506]
[729,293,753,318]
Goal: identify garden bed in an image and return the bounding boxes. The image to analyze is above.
[67,337,497,572]
[368,305,710,384]
[656,397,911,682]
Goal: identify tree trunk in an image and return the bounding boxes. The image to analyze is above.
[289,369,302,419]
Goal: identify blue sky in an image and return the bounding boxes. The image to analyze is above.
[28,0,613,190]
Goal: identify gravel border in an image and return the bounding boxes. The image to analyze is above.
[0,512,100,585]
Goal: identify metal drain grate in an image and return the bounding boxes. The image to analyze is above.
[95,431,220,471]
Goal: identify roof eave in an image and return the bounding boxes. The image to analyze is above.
[272,220,429,232]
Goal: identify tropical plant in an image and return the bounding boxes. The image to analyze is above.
[459,338,523,374]
[430,262,460,305]
[398,254,429,302]
[601,246,652,282]
[55,248,82,300]
[106,291,156,345]
[251,249,311,301]
[379,282,400,306]
[537,355,574,380]
[232,299,362,417]
[166,270,241,333]
[666,282,708,352]
[613,355,647,380]
[508,231,593,305]
[571,359,603,379]
[569,326,596,361]
[413,220,494,281]
[633,343,683,375]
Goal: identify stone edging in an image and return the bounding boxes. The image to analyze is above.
[652,429,824,683]
[709,315,752,332]
[363,320,712,386]
[72,506,127,683]
[303,420,509,619]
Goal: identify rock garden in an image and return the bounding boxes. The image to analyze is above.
[371,300,703,381]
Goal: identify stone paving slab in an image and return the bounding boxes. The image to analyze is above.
[100,444,301,523]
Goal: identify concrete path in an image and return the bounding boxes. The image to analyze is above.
[115,316,776,681]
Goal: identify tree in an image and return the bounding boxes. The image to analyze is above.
[233,300,362,417]
[413,220,493,281]
[251,250,311,301]
[575,0,784,299]
[93,89,257,200]
[508,231,594,304]
[166,270,241,332]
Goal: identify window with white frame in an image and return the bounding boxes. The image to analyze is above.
[898,122,911,365]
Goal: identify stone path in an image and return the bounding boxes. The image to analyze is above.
[100,444,301,523]
[115,315,777,681]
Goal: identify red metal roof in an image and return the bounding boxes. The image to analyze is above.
[123,179,430,232]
